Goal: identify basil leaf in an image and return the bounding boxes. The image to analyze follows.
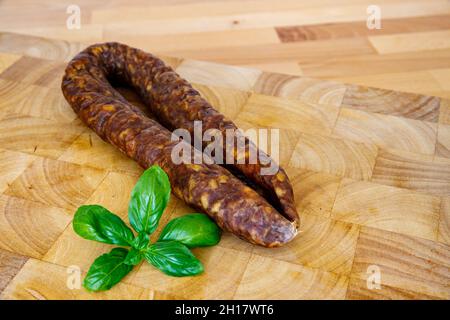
[83,248,133,291]
[124,248,143,266]
[144,241,204,277]
[131,232,149,250]
[73,205,134,246]
[158,213,221,248]
[128,165,171,234]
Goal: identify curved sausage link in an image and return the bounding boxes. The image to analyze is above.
[61,43,299,247]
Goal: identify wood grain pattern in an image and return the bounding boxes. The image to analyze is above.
[1,1,450,99]
[0,32,85,62]
[438,197,450,245]
[341,84,441,122]
[369,30,450,54]
[252,214,360,274]
[436,124,450,158]
[128,246,251,299]
[236,93,339,135]
[253,72,346,107]
[166,37,375,66]
[0,114,84,159]
[0,195,71,258]
[350,226,450,299]
[0,52,20,73]
[333,108,437,155]
[276,15,450,42]
[439,99,450,125]
[0,79,77,123]
[0,249,28,294]
[302,49,450,80]
[285,167,341,218]
[334,70,444,99]
[104,28,280,52]
[58,132,143,176]
[346,277,441,300]
[0,25,449,299]
[0,56,65,89]
[176,59,261,91]
[4,158,107,211]
[289,133,378,180]
[234,254,349,299]
[0,149,35,194]
[332,179,441,241]
[191,83,250,120]
[371,149,450,196]
[0,259,155,300]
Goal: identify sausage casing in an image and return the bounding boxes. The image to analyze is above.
[61,42,299,247]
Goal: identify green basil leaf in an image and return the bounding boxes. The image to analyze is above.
[143,241,204,277]
[124,248,143,266]
[158,213,221,248]
[73,205,134,246]
[83,248,133,291]
[131,232,149,250]
[128,165,171,234]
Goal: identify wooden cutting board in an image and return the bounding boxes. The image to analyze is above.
[0,32,448,300]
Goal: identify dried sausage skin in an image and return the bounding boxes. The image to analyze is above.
[61,42,299,247]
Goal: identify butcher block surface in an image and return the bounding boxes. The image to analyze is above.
[0,32,449,300]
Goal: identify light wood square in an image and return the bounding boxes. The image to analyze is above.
[371,149,450,196]
[236,93,340,136]
[0,79,77,123]
[0,149,35,194]
[0,113,84,159]
[233,254,349,299]
[286,167,341,218]
[252,214,360,275]
[0,33,85,62]
[4,157,107,211]
[58,132,143,176]
[289,133,378,181]
[176,59,261,91]
[332,179,441,241]
[342,84,440,122]
[438,197,450,245]
[42,225,117,274]
[192,83,250,120]
[436,124,450,158]
[128,246,251,299]
[439,99,450,125]
[0,248,28,293]
[333,108,437,155]
[350,226,450,299]
[0,195,71,258]
[346,277,440,300]
[0,52,21,74]
[0,55,66,89]
[0,259,154,300]
[253,72,346,107]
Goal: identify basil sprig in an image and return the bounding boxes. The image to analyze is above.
[72,165,221,292]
